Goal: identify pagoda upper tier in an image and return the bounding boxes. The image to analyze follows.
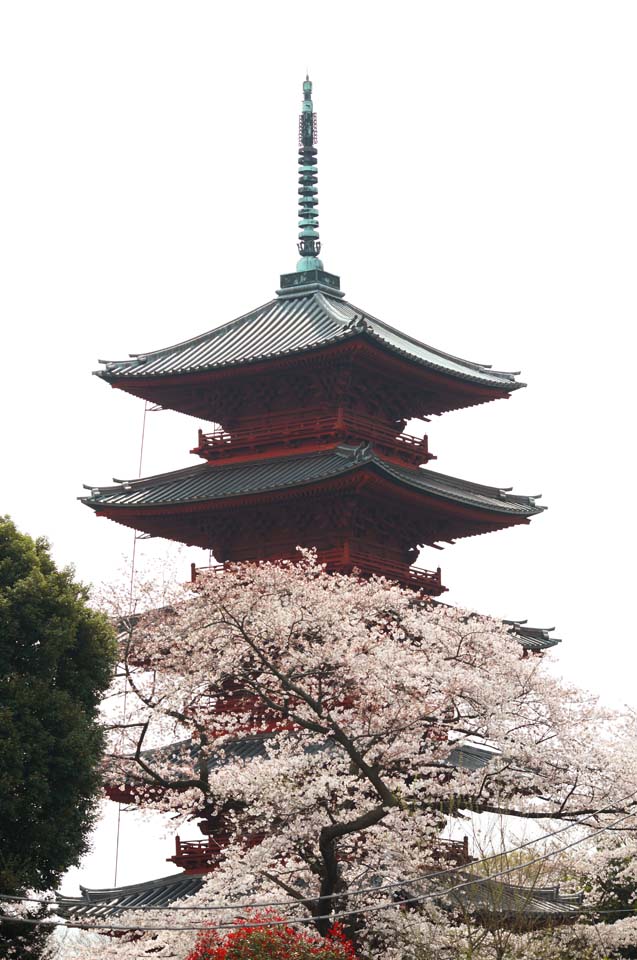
[84,75,541,594]
[95,288,524,427]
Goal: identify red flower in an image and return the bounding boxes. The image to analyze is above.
[185,911,357,960]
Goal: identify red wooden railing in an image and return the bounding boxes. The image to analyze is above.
[319,545,444,592]
[437,836,472,864]
[192,408,431,466]
[191,548,445,595]
[168,833,266,872]
[169,833,470,874]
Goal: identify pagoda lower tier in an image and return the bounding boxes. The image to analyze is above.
[82,443,544,592]
[56,868,584,926]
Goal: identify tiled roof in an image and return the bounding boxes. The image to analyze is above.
[117,622,559,656]
[447,743,498,771]
[132,734,270,772]
[504,620,562,651]
[120,734,502,787]
[56,872,205,919]
[82,443,543,519]
[96,292,523,392]
[56,869,582,921]
[117,620,560,654]
[445,875,584,918]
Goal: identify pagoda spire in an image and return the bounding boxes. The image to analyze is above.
[278,79,342,296]
[296,75,323,273]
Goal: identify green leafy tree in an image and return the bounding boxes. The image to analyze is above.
[0,517,116,955]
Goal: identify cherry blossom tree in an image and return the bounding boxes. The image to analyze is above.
[81,554,637,960]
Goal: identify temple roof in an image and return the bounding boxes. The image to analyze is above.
[447,742,499,770]
[56,870,582,921]
[503,620,562,651]
[125,734,493,778]
[106,731,532,795]
[56,873,203,919]
[83,442,543,520]
[96,291,523,393]
[445,876,584,918]
[116,613,560,654]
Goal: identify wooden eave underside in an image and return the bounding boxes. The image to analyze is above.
[106,337,513,420]
[92,470,530,546]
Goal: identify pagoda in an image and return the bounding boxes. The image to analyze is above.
[83,77,543,595]
[73,78,556,900]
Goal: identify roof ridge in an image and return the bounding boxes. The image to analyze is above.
[338,297,521,379]
[72,872,196,898]
[83,445,543,519]
[315,292,359,324]
[83,460,208,494]
[377,459,543,508]
[82,445,360,498]
[98,297,284,368]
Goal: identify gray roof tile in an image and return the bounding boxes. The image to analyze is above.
[504,620,562,651]
[82,443,544,519]
[447,743,498,771]
[445,874,584,917]
[56,873,205,919]
[97,292,523,392]
[57,869,582,921]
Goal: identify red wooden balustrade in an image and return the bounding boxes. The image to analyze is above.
[192,408,431,466]
[190,547,445,595]
[169,833,470,874]
[168,834,266,873]
[320,545,444,593]
[436,835,472,864]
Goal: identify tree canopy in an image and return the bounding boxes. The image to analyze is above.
[0,516,116,896]
[83,555,637,959]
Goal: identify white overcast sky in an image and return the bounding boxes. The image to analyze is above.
[2,0,636,891]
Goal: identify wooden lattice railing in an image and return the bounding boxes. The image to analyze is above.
[191,548,445,595]
[169,833,470,874]
[319,545,444,592]
[168,833,265,872]
[437,835,472,864]
[192,408,431,466]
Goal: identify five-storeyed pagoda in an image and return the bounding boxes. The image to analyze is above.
[67,78,571,921]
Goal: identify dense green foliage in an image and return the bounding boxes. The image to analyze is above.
[0,516,116,896]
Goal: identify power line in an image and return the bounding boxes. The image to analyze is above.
[4,792,637,914]
[2,808,635,934]
[114,400,149,887]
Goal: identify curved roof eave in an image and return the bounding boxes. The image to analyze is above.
[81,444,544,520]
[95,292,525,393]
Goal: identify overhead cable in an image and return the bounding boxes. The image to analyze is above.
[2,808,635,933]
